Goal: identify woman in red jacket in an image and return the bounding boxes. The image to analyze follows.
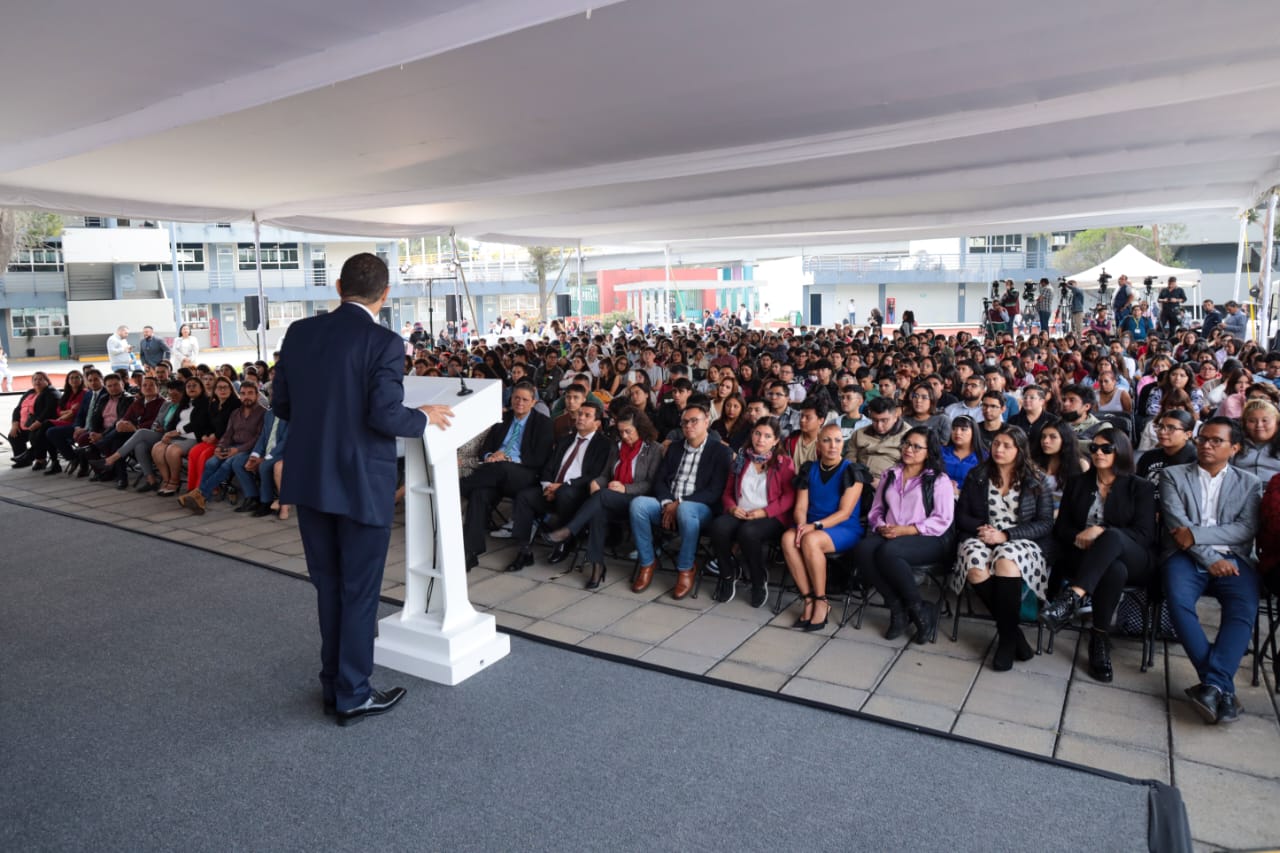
[707,416,796,608]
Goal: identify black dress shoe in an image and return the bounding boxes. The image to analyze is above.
[323,699,337,716]
[1087,630,1113,682]
[1185,683,1223,724]
[1216,692,1242,724]
[546,540,573,565]
[337,687,406,727]
[252,503,274,517]
[504,549,534,573]
[44,459,63,475]
[89,458,110,475]
[234,498,261,514]
[11,455,33,469]
[31,458,47,471]
[115,479,128,490]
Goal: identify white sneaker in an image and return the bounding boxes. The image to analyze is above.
[490,522,514,539]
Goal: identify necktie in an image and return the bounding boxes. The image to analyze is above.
[555,436,586,483]
[503,419,524,457]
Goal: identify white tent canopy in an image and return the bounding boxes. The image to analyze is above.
[2,0,1279,247]
[1067,245,1201,291]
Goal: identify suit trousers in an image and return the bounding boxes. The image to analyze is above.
[460,461,539,556]
[296,505,392,711]
[1164,552,1259,695]
[510,481,589,544]
[45,424,84,461]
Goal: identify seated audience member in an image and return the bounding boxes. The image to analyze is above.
[943,375,986,425]
[70,372,132,477]
[503,404,610,572]
[185,377,238,491]
[1059,383,1105,439]
[1145,364,1206,418]
[763,378,801,437]
[846,395,908,489]
[1160,417,1263,725]
[1007,384,1059,443]
[711,392,748,450]
[552,383,590,440]
[836,386,869,450]
[784,398,826,467]
[1136,389,1199,452]
[81,376,162,481]
[46,368,105,475]
[1135,409,1197,490]
[1043,429,1156,682]
[976,390,1007,450]
[852,427,956,642]
[629,400,732,600]
[781,423,871,633]
[1094,371,1133,415]
[707,416,796,607]
[951,425,1054,672]
[1234,399,1280,483]
[460,382,554,569]
[153,377,212,496]
[941,415,984,491]
[178,384,266,513]
[1031,421,1088,506]
[901,381,949,446]
[655,377,693,437]
[91,379,187,490]
[26,370,84,473]
[8,371,60,469]
[546,407,663,590]
[234,404,289,517]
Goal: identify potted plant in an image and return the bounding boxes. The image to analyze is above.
[24,326,35,357]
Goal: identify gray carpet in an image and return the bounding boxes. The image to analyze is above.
[0,501,1158,853]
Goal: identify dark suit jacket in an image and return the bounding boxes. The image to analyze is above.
[273,301,428,529]
[1053,471,1156,551]
[654,436,732,511]
[71,387,105,430]
[592,440,663,495]
[11,387,59,429]
[480,410,553,473]
[539,429,611,487]
[88,392,134,434]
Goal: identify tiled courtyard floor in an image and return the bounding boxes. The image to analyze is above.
[4,456,1278,850]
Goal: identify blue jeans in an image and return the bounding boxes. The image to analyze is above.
[1038,310,1051,332]
[199,454,241,498]
[629,496,712,571]
[1163,552,1259,694]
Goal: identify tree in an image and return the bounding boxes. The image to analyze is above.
[525,246,565,319]
[1052,225,1185,274]
[0,209,64,275]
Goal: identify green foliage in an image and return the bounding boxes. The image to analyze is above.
[525,246,565,318]
[1052,225,1184,273]
[598,310,634,328]
[1,209,65,272]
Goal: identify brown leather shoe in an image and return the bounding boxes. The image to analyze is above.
[672,568,695,600]
[632,562,656,593]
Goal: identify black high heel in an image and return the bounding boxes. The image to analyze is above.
[585,563,606,591]
[803,595,830,632]
[793,593,814,629]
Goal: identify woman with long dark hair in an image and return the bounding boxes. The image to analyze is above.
[941,415,984,490]
[852,427,956,642]
[1030,421,1087,503]
[952,425,1054,672]
[154,376,210,496]
[902,381,950,446]
[32,370,84,474]
[1043,428,1156,682]
[708,417,796,608]
[183,376,237,492]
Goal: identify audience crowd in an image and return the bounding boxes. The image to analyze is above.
[8,291,1279,727]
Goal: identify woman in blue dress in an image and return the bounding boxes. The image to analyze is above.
[781,423,871,633]
[941,415,984,492]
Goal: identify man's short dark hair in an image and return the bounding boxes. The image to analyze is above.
[866,396,898,416]
[1062,383,1095,408]
[684,397,712,418]
[981,390,1005,407]
[1202,415,1244,448]
[566,383,588,397]
[511,380,538,399]
[799,397,828,419]
[339,252,389,302]
[671,377,693,393]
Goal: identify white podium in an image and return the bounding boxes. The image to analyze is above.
[373,376,511,685]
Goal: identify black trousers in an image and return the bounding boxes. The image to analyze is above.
[708,514,785,587]
[1062,529,1153,632]
[564,488,635,564]
[510,481,589,545]
[460,461,539,556]
[852,533,954,610]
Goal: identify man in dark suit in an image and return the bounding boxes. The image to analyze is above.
[503,404,610,572]
[460,381,553,568]
[272,253,453,727]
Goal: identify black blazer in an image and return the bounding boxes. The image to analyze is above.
[956,466,1055,553]
[1053,471,1156,550]
[184,397,217,438]
[653,436,733,511]
[539,429,611,486]
[88,392,134,433]
[11,387,60,429]
[480,410,554,473]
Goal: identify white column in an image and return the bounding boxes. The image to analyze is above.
[1261,192,1279,344]
[1233,217,1248,305]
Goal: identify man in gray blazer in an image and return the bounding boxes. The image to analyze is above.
[1159,417,1263,725]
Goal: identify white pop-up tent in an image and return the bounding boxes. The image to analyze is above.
[1067,245,1201,290]
[1,0,1279,248]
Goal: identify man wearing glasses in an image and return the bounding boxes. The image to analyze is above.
[1159,418,1263,725]
[764,378,801,437]
[629,401,732,600]
[943,376,986,426]
[976,391,1006,451]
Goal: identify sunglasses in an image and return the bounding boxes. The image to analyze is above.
[1090,443,1116,455]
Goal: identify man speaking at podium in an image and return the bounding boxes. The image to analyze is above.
[273,253,454,727]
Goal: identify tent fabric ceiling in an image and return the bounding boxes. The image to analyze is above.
[1,0,1278,248]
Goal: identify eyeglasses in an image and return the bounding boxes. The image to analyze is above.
[680,418,705,427]
[1155,423,1186,432]
[1090,443,1116,455]
[1195,436,1230,447]
[901,443,928,452]
[909,392,931,400]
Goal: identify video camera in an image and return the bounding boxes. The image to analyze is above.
[1057,276,1070,300]
[1096,270,1111,296]
[990,280,1002,300]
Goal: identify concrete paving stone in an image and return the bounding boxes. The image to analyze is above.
[1174,759,1280,852]
[380,584,405,603]
[1077,639,1168,697]
[951,713,1056,756]
[546,593,643,633]
[962,667,1069,730]
[639,647,717,675]
[466,574,541,609]
[499,582,590,620]
[708,594,782,625]
[521,620,591,645]
[1061,682,1169,752]
[491,611,536,631]
[601,602,701,645]
[780,677,869,712]
[724,626,826,674]
[1171,697,1280,780]
[659,613,762,659]
[861,694,956,732]
[577,634,652,659]
[876,648,980,710]
[832,612,908,649]
[910,618,996,661]
[794,637,898,691]
[1009,632,1081,680]
[1055,733,1170,784]
[705,660,789,692]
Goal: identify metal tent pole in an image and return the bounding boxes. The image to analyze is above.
[1233,217,1247,305]
[252,215,267,361]
[1261,192,1279,344]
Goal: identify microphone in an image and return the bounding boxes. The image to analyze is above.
[457,375,474,397]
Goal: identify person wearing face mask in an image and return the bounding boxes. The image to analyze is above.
[1058,384,1104,440]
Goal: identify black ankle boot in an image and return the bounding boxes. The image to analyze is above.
[1088,630,1113,682]
[907,601,937,645]
[884,607,907,640]
[1039,588,1082,632]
